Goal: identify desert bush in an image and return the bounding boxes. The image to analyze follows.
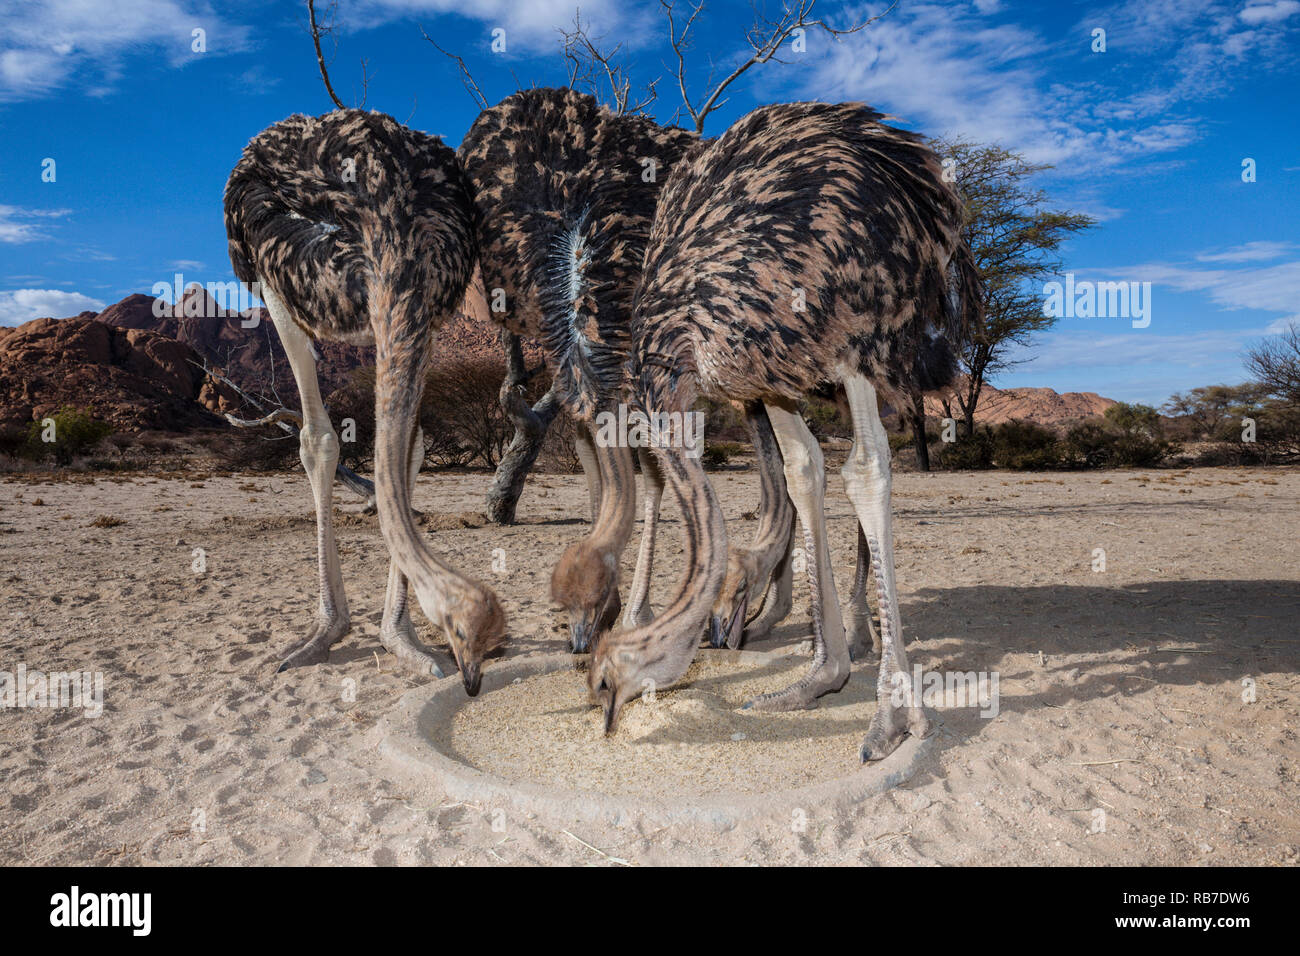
[326,367,377,471]
[691,397,748,444]
[421,357,512,468]
[1099,402,1177,466]
[538,412,582,473]
[937,426,995,469]
[991,419,1064,470]
[0,426,26,461]
[888,431,914,453]
[23,407,112,466]
[800,393,852,440]
[701,441,744,470]
[1059,403,1176,468]
[207,428,299,472]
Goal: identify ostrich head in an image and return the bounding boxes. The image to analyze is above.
[708,548,758,649]
[442,582,507,696]
[551,537,620,653]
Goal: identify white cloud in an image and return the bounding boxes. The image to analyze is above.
[1009,327,1267,374]
[1107,259,1300,317]
[802,2,1211,170]
[350,0,637,51]
[803,0,1300,175]
[0,289,107,327]
[0,205,73,244]
[1239,1,1300,25]
[1195,241,1296,263]
[0,0,249,100]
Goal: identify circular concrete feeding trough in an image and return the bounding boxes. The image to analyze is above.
[382,648,934,830]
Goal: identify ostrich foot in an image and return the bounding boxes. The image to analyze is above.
[859,702,930,762]
[379,614,445,679]
[277,615,350,672]
[743,655,849,712]
[845,603,879,662]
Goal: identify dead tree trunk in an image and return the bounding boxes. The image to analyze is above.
[485,329,561,524]
[911,390,931,472]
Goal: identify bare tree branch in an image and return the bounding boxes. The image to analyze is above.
[307,0,347,110]
[558,9,659,115]
[661,0,895,133]
[422,27,490,109]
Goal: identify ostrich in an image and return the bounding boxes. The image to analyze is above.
[456,88,697,652]
[224,109,504,693]
[589,101,975,761]
[709,241,980,654]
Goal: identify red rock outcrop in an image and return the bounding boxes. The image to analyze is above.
[0,317,239,432]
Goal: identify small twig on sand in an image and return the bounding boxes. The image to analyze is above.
[561,829,633,866]
[1070,758,1146,767]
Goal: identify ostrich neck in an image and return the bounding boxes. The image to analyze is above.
[746,402,795,577]
[632,441,728,684]
[588,440,636,556]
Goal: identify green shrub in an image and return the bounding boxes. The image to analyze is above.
[888,431,914,453]
[1060,403,1177,468]
[991,420,1064,469]
[24,407,113,466]
[937,426,995,469]
[702,441,744,470]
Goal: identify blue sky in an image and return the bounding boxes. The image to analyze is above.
[1,0,1297,406]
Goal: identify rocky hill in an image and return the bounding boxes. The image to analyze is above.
[0,289,545,435]
[925,383,1116,427]
[96,287,536,403]
[0,317,238,432]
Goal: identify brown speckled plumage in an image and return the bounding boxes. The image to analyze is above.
[630,101,973,415]
[457,88,697,419]
[225,109,476,343]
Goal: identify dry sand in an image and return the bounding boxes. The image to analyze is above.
[437,653,879,796]
[0,464,1297,865]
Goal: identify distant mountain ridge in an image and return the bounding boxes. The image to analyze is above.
[0,291,1115,435]
[0,290,542,433]
[925,384,1116,427]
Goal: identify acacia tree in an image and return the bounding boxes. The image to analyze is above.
[932,139,1094,439]
[1246,321,1300,404]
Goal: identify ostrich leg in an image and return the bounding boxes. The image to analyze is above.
[744,527,795,643]
[840,374,930,760]
[574,419,602,524]
[263,290,350,671]
[622,448,663,629]
[379,425,445,676]
[746,404,850,710]
[844,526,879,660]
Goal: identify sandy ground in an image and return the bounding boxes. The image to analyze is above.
[0,462,1297,866]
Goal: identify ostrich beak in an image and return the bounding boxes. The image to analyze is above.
[602,692,621,735]
[461,662,482,697]
[709,592,748,649]
[569,616,595,654]
[726,592,748,650]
